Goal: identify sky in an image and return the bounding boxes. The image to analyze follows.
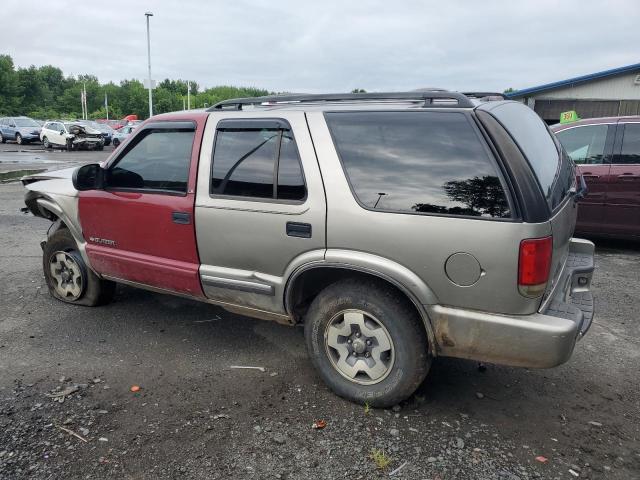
[1,0,638,93]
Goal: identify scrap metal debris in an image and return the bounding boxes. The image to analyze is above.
[45,385,80,403]
[56,424,88,443]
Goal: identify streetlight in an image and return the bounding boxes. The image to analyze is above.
[373,192,387,209]
[145,12,154,118]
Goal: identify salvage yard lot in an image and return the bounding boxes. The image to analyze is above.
[0,158,639,478]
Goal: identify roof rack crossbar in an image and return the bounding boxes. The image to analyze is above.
[208,91,475,111]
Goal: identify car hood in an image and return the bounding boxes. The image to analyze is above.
[21,166,77,185]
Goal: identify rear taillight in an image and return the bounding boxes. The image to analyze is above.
[518,236,553,298]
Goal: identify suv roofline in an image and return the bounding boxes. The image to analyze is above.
[208,91,476,111]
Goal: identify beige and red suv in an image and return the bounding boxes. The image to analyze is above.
[23,92,595,406]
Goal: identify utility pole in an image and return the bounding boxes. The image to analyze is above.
[187,81,191,110]
[145,12,154,118]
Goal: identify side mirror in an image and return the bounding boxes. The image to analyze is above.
[72,163,103,191]
[60,130,65,135]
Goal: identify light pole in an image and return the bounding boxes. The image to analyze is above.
[145,12,154,118]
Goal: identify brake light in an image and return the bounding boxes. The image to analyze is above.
[518,236,553,298]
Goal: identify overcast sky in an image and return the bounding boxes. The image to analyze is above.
[2,0,638,93]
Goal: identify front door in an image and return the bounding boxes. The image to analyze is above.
[555,123,614,233]
[606,122,640,237]
[194,112,326,318]
[78,119,205,297]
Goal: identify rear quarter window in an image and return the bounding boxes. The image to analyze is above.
[483,102,574,210]
[325,111,512,219]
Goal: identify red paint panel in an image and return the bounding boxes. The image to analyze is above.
[79,113,209,297]
[80,190,203,297]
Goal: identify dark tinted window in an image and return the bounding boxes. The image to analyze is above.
[277,132,306,200]
[486,102,573,210]
[211,123,306,201]
[556,125,608,164]
[107,129,194,193]
[326,111,511,218]
[618,123,640,164]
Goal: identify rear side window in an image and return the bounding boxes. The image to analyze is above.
[555,125,608,164]
[325,111,511,218]
[617,123,640,164]
[211,120,306,201]
[486,102,574,210]
[107,128,195,194]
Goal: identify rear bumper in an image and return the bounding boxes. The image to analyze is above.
[429,238,595,368]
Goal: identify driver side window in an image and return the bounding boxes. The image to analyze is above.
[106,128,195,194]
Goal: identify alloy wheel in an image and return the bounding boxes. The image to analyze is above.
[49,251,84,300]
[324,309,395,385]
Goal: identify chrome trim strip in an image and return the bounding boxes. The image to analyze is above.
[102,275,291,323]
[201,274,275,296]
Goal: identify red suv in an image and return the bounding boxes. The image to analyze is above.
[552,117,640,239]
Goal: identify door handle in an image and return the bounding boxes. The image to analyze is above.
[286,222,312,238]
[581,173,599,179]
[172,212,191,224]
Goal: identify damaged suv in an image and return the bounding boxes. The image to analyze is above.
[23,92,595,407]
[40,121,105,151]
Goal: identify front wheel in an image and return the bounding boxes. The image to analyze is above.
[304,278,431,407]
[16,133,22,145]
[0,132,5,143]
[43,228,115,306]
[43,137,51,149]
[112,138,120,148]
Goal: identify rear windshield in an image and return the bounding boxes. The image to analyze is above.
[485,102,574,210]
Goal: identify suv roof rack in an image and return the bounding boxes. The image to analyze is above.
[208,91,476,111]
[462,92,506,100]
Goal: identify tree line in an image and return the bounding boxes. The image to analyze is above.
[0,54,268,120]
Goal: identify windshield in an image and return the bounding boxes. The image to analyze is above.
[15,118,40,127]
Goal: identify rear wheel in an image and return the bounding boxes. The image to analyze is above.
[304,278,430,407]
[113,138,120,147]
[43,228,115,306]
[16,133,22,145]
[0,132,5,143]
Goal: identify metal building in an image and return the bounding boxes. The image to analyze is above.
[506,63,640,124]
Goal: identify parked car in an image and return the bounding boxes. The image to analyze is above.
[22,92,595,407]
[112,125,136,147]
[552,116,640,239]
[40,121,105,151]
[0,116,41,144]
[77,120,114,146]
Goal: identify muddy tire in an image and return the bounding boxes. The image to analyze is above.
[43,228,115,307]
[43,137,51,149]
[304,278,430,407]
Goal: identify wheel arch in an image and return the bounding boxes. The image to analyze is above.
[284,262,438,354]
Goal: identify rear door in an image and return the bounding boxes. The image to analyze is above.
[606,121,640,237]
[78,118,206,297]
[194,112,326,319]
[554,123,615,233]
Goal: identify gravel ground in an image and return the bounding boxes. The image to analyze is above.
[0,166,639,479]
